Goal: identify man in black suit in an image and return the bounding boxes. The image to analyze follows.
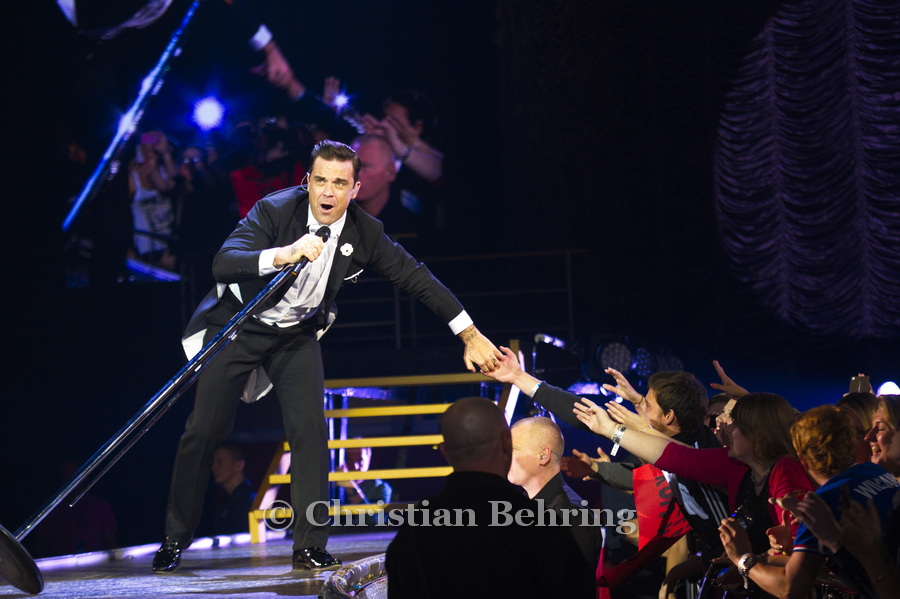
[507,416,602,575]
[385,398,595,598]
[152,140,501,573]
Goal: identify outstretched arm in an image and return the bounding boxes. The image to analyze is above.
[482,346,590,429]
[573,397,673,463]
[710,360,749,398]
[480,345,541,392]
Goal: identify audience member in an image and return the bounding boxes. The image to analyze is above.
[864,395,900,479]
[720,405,899,598]
[254,55,448,232]
[484,350,730,581]
[208,440,255,536]
[227,115,309,218]
[128,129,177,268]
[385,397,594,598]
[706,393,731,447]
[349,134,424,238]
[837,391,878,464]
[361,90,446,230]
[787,486,900,599]
[508,416,602,572]
[572,391,816,597]
[336,445,392,506]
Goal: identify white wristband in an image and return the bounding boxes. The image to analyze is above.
[610,425,626,456]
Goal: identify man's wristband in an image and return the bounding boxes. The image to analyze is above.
[530,380,543,397]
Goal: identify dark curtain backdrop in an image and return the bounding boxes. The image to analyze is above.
[496,0,900,374]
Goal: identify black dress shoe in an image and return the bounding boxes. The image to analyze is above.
[292,546,342,571]
[152,538,189,573]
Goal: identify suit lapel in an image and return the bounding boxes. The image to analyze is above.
[325,215,360,293]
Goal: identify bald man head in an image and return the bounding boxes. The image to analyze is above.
[439,397,512,476]
[508,417,565,498]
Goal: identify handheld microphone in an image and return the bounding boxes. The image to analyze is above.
[290,226,331,274]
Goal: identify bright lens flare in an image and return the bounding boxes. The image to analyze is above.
[192,97,224,130]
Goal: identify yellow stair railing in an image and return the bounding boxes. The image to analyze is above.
[248,339,521,542]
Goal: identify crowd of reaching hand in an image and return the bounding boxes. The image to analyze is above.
[482,348,899,599]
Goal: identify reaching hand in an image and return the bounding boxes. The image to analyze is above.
[323,76,341,108]
[383,113,420,148]
[459,326,502,373]
[840,497,883,558]
[479,346,522,383]
[253,41,296,90]
[563,446,610,481]
[768,491,805,518]
[376,117,406,155]
[718,517,753,564]
[601,368,644,404]
[573,397,615,437]
[562,453,595,480]
[766,508,796,555]
[606,400,652,431]
[361,113,388,137]
[710,360,750,398]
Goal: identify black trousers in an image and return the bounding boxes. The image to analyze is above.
[164,317,330,549]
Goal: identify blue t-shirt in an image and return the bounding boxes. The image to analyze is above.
[793,462,900,554]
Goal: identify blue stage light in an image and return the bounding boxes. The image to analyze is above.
[192,96,224,131]
[334,92,350,109]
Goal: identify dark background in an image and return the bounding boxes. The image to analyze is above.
[4,0,898,554]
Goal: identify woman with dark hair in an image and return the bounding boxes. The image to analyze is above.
[576,393,815,597]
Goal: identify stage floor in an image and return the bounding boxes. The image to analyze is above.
[0,531,394,598]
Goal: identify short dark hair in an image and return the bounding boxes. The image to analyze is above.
[309,139,361,181]
[216,440,246,462]
[648,371,708,432]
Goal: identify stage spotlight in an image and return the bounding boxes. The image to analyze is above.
[568,378,602,396]
[878,381,900,396]
[632,347,655,377]
[531,334,579,389]
[534,333,566,349]
[334,92,350,109]
[596,342,631,372]
[656,353,683,372]
[192,96,225,131]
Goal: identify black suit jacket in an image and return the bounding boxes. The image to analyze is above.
[385,471,595,599]
[183,186,465,400]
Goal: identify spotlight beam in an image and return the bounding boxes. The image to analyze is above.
[62,0,203,233]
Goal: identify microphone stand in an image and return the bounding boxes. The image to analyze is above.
[0,251,317,594]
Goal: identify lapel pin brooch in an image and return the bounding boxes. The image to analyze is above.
[340,243,354,257]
